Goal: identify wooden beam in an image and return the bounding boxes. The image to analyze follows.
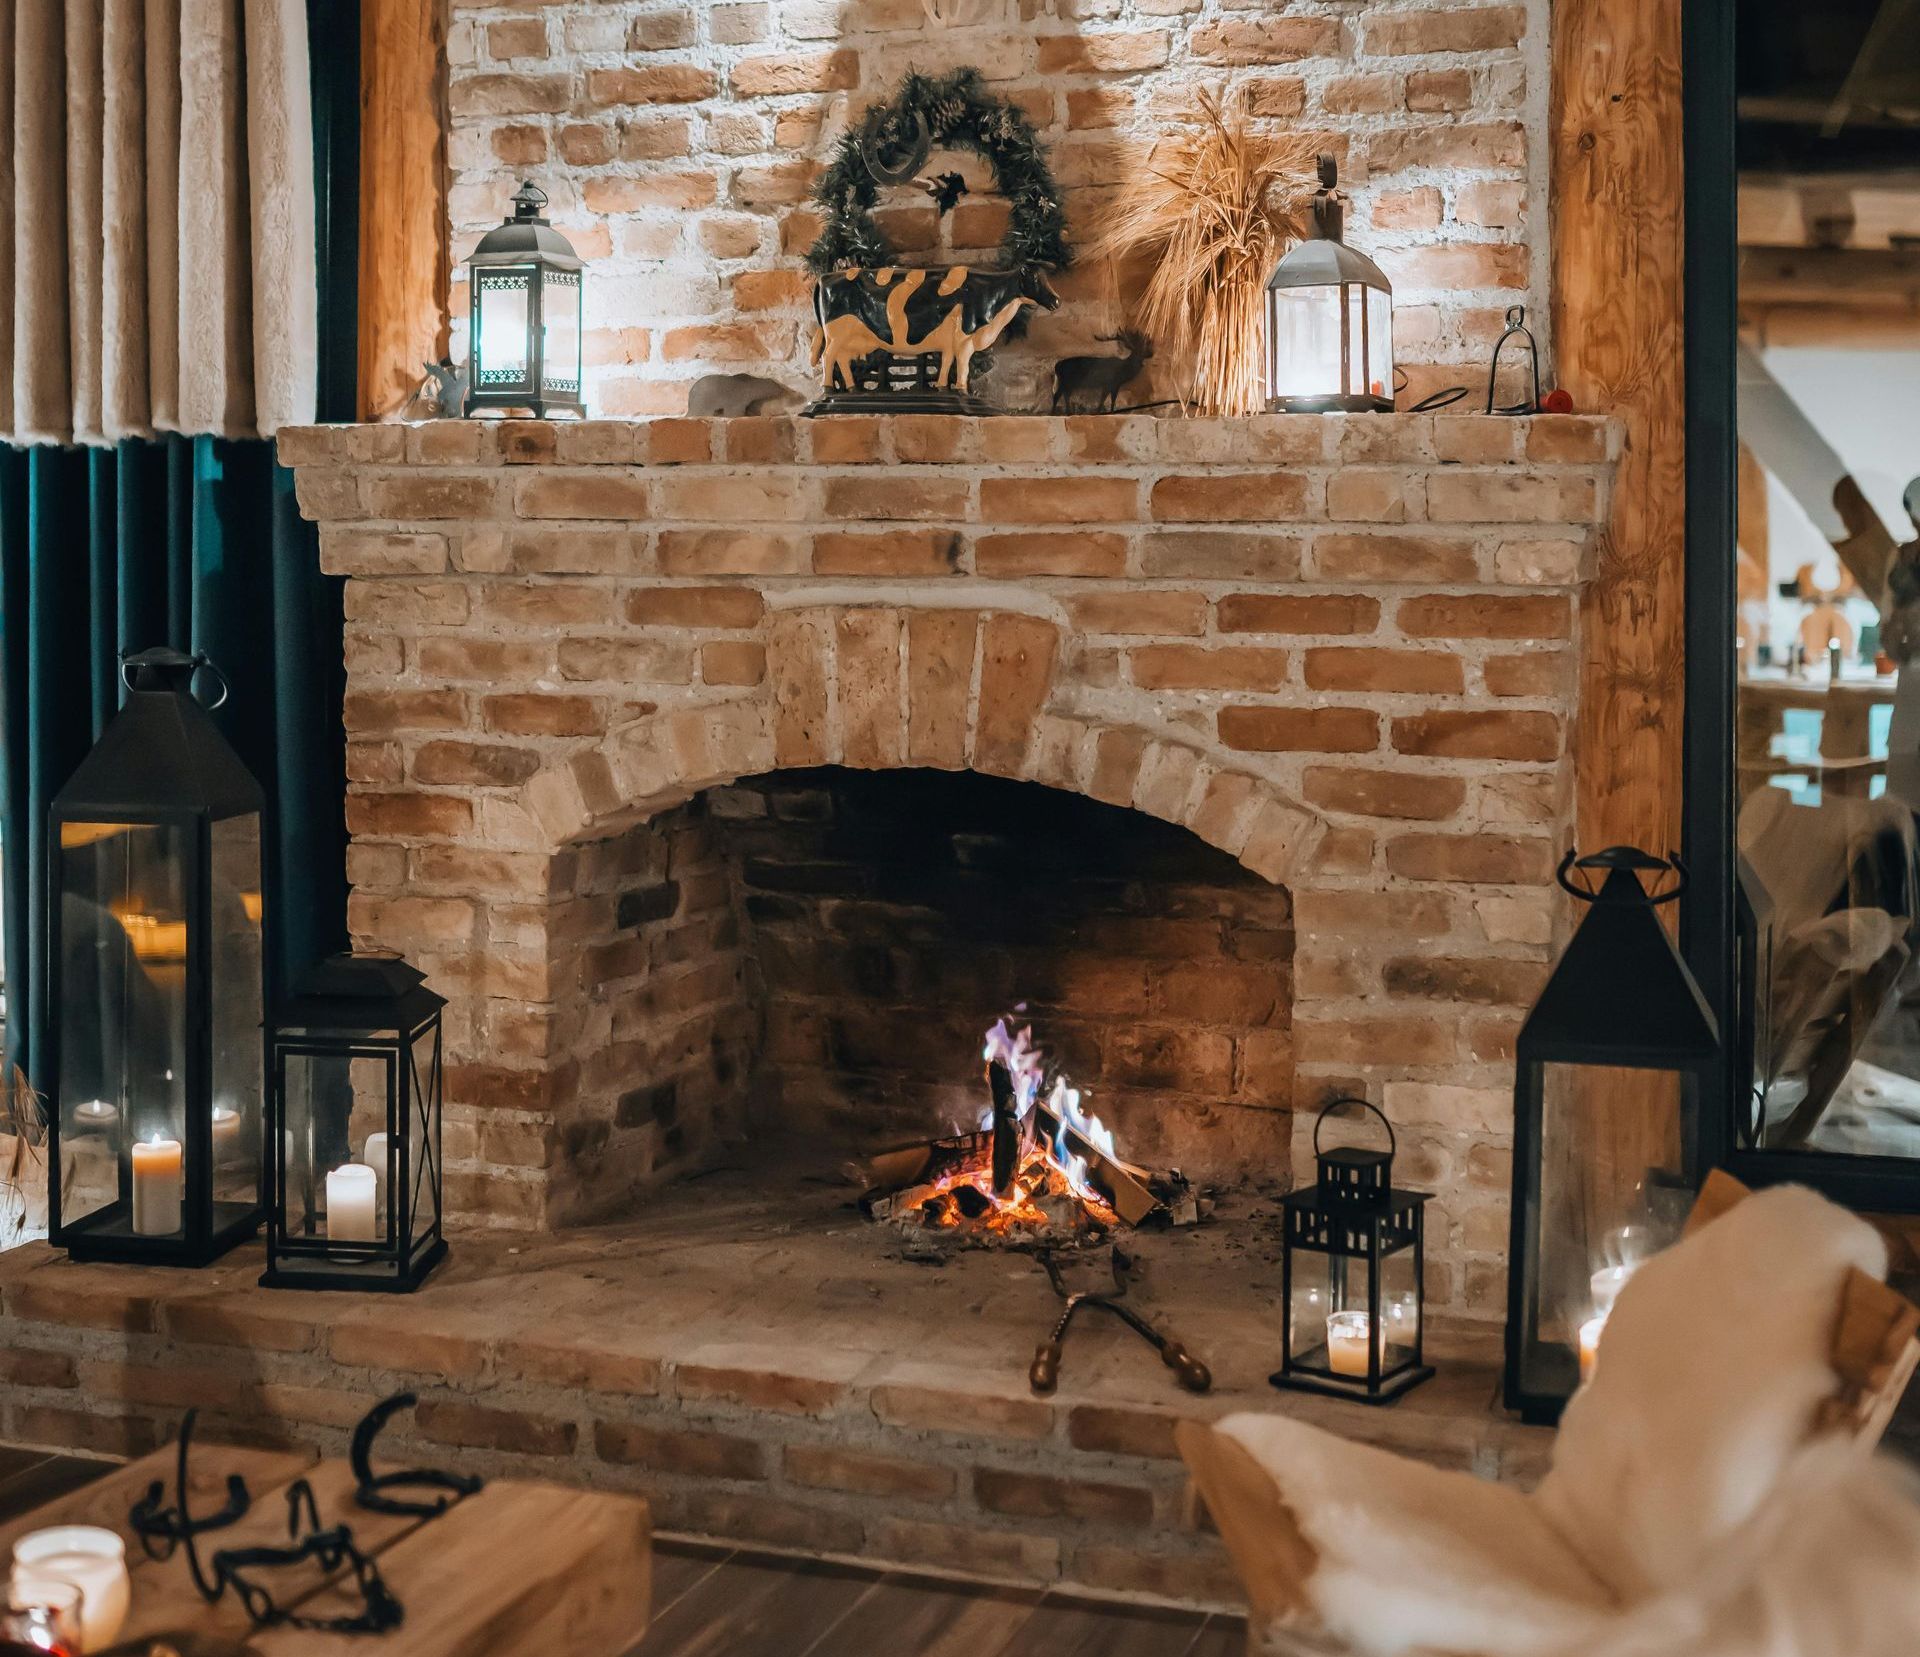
[1553,0,1686,859]
[358,0,448,421]
[1739,245,1920,310]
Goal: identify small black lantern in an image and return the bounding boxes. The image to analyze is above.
[465,180,585,418]
[1273,1099,1433,1404]
[46,649,266,1265]
[1265,155,1394,414]
[263,952,447,1292]
[1505,848,1717,1424]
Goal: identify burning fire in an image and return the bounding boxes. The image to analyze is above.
[863,1017,1152,1238]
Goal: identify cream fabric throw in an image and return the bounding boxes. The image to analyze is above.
[0,0,316,444]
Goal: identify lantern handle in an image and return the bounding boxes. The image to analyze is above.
[119,648,230,710]
[1556,845,1687,904]
[1312,1095,1395,1163]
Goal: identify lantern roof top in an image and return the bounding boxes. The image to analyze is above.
[277,951,445,1035]
[1518,853,1720,1065]
[51,647,264,821]
[1267,235,1391,294]
[469,179,584,270]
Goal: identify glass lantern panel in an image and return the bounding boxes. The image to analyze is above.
[280,1050,393,1244]
[408,1024,441,1253]
[1366,286,1393,403]
[1519,1061,1694,1400]
[56,821,188,1233]
[475,269,533,387]
[1345,284,1367,398]
[541,270,582,395]
[1268,286,1342,403]
[1289,1248,1414,1379]
[209,814,263,1211]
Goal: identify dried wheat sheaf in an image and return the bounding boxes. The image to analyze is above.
[1099,94,1319,417]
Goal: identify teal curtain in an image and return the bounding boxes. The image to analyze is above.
[0,435,347,1089]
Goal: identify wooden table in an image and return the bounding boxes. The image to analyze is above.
[0,1443,651,1657]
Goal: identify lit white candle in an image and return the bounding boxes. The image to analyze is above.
[1326,1309,1373,1378]
[10,1523,131,1652]
[1578,1312,1608,1383]
[363,1132,391,1227]
[210,1104,242,1163]
[71,1099,119,1133]
[326,1164,378,1242]
[130,1137,183,1236]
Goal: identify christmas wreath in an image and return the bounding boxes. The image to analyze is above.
[806,68,1073,276]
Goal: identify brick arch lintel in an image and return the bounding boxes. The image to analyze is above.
[512,602,1328,888]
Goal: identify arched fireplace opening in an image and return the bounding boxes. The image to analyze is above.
[545,767,1295,1223]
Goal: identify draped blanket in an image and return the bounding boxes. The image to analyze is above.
[0,0,316,444]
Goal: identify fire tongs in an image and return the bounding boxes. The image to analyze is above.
[1029,1247,1211,1395]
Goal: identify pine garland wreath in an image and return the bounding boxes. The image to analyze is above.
[807,68,1072,276]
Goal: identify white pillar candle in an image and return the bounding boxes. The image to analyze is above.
[210,1103,242,1157]
[363,1132,391,1227]
[1326,1309,1373,1378]
[1578,1311,1608,1383]
[130,1137,183,1236]
[326,1163,378,1242]
[10,1524,131,1652]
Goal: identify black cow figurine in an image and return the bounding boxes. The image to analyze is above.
[1051,330,1153,415]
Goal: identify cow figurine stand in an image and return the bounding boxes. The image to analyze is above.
[803,68,1072,418]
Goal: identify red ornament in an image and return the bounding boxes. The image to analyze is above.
[1539,387,1574,414]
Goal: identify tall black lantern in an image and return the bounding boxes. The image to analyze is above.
[1265,155,1394,414]
[263,953,446,1292]
[46,649,266,1265]
[465,181,585,418]
[1505,848,1718,1424]
[1272,1100,1433,1404]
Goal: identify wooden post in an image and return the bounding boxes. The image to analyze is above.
[359,0,448,421]
[1553,0,1687,859]
[1551,0,1689,1250]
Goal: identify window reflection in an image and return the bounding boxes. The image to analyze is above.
[1733,5,1920,1159]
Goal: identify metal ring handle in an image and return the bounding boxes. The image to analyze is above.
[1312,1096,1395,1163]
[1556,847,1688,904]
[193,657,231,711]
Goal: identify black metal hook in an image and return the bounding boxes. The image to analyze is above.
[351,1391,484,1517]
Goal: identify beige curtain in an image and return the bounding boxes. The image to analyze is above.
[0,0,316,445]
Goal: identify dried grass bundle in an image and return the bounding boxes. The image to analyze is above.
[1098,93,1319,416]
[2,1065,45,1248]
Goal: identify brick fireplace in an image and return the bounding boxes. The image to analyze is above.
[280,409,1614,1313]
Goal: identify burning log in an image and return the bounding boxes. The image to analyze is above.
[988,1059,1020,1195]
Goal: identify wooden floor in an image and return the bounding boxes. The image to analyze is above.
[0,1448,1244,1656]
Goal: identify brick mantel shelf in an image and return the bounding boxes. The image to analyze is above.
[281,411,1614,1302]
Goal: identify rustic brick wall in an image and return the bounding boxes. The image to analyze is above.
[444,1,1551,414]
[283,409,1613,1314]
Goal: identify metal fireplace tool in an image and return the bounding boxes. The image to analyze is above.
[1028,1245,1212,1395]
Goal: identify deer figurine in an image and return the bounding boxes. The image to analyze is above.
[1050,330,1153,415]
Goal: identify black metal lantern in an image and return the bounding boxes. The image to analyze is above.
[1272,1099,1433,1404]
[1505,848,1718,1424]
[1265,155,1394,414]
[46,649,266,1265]
[465,180,585,418]
[263,952,446,1292]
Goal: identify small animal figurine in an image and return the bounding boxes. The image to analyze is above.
[417,357,468,419]
[1050,330,1153,414]
[686,373,802,417]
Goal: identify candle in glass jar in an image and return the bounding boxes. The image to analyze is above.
[1326,1310,1373,1378]
[130,1137,183,1236]
[326,1164,377,1242]
[10,1523,131,1652]
[1578,1312,1608,1382]
[1589,1263,1635,1315]
[70,1099,118,1134]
